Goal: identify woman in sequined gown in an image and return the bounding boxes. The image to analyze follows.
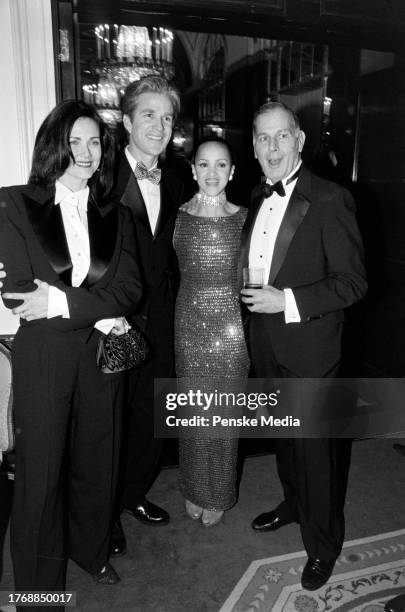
[173,139,249,527]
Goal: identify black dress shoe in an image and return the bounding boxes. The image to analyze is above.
[92,563,120,585]
[110,518,127,557]
[123,498,170,526]
[251,509,296,532]
[301,557,335,590]
[384,593,405,612]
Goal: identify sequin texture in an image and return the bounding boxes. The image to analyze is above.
[173,207,250,510]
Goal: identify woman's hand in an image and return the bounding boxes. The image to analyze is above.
[3,279,49,320]
[110,317,130,336]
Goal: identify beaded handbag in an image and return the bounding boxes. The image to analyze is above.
[96,326,149,374]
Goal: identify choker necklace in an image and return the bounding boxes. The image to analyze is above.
[195,191,226,207]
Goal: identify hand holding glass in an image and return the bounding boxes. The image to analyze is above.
[243,267,265,289]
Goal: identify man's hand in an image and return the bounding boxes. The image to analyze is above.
[0,263,6,289]
[3,279,50,320]
[241,285,285,313]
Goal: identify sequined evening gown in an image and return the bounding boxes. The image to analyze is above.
[173,206,250,510]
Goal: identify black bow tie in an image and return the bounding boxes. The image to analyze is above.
[260,181,286,198]
[259,166,301,199]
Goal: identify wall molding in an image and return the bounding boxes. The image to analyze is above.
[0,0,56,186]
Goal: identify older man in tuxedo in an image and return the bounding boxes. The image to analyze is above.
[240,102,367,590]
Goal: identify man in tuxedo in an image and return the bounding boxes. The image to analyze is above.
[111,76,183,556]
[240,102,367,590]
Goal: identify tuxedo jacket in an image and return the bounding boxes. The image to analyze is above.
[241,165,367,377]
[0,184,143,333]
[114,155,183,333]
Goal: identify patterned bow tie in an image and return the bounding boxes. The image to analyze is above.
[134,162,161,185]
[260,180,285,198]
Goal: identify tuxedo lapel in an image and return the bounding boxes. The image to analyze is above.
[117,156,180,239]
[120,171,152,235]
[268,174,311,285]
[83,195,119,287]
[154,170,177,238]
[23,186,119,288]
[114,154,132,201]
[22,188,73,285]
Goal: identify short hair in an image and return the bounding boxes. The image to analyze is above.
[253,101,301,134]
[192,137,234,165]
[122,75,180,121]
[29,100,115,202]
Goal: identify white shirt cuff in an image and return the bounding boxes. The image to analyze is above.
[284,288,301,324]
[47,286,69,319]
[95,318,116,334]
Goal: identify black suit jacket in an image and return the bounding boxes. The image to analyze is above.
[241,165,367,376]
[114,155,183,334]
[0,184,143,332]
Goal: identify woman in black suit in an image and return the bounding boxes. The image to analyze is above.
[0,100,143,598]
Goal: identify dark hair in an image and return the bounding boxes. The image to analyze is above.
[192,137,234,165]
[29,100,115,201]
[253,101,301,134]
[121,75,180,121]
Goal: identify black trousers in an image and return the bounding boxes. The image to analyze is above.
[249,328,351,562]
[273,436,351,561]
[121,309,174,508]
[11,326,123,598]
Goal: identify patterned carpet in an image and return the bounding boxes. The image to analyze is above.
[220,530,405,612]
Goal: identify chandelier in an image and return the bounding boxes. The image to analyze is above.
[82,25,175,111]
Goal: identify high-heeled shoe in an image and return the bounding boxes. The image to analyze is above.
[185,499,203,520]
[201,509,224,527]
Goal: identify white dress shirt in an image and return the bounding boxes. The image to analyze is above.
[47,181,115,333]
[125,147,160,234]
[249,162,302,323]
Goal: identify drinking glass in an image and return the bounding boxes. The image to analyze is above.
[242,267,265,289]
